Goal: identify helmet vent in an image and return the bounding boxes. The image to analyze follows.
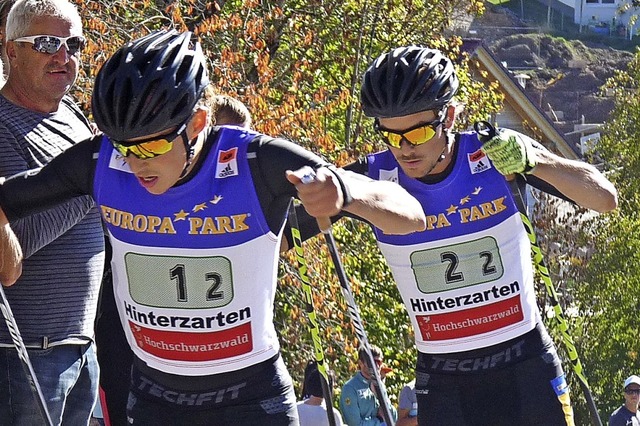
[139,80,169,125]
[162,45,181,70]
[116,79,133,119]
[171,95,190,121]
[136,58,152,78]
[176,56,194,84]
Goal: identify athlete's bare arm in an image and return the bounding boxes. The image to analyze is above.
[287,166,426,235]
[529,150,618,213]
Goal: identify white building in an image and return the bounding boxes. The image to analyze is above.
[560,0,639,37]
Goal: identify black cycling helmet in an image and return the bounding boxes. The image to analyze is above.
[360,46,459,118]
[92,29,210,141]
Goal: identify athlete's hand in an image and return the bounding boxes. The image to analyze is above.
[481,129,538,175]
[286,166,344,219]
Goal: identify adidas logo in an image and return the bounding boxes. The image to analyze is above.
[471,160,490,174]
[218,163,235,178]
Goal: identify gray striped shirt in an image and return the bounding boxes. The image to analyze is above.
[0,94,105,347]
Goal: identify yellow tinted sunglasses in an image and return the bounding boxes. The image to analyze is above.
[111,121,189,159]
[375,118,442,149]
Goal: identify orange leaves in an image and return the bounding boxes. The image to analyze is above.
[245,17,265,37]
[196,15,228,34]
[218,47,246,69]
[242,0,261,9]
[84,18,109,34]
[334,150,354,168]
[290,304,302,322]
[253,38,266,50]
[227,14,244,30]
[303,30,314,46]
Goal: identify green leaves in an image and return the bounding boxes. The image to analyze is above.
[532,48,640,423]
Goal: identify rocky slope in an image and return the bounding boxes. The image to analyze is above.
[469,5,634,125]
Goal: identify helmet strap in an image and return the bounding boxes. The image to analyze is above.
[422,133,451,177]
[178,132,197,179]
[178,111,208,179]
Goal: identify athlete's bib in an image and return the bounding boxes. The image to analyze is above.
[367,133,538,353]
[94,128,282,375]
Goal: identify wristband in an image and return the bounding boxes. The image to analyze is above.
[323,166,353,208]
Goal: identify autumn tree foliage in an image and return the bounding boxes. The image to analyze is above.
[72,0,500,402]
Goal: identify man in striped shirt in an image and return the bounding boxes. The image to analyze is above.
[0,0,104,424]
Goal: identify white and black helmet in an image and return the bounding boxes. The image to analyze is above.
[360,46,459,118]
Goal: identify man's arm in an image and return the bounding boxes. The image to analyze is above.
[0,138,98,224]
[0,133,100,257]
[11,195,95,259]
[528,150,617,213]
[0,221,22,286]
[339,381,385,426]
[395,385,417,426]
[377,398,397,425]
[481,128,617,213]
[287,166,426,235]
[395,408,416,426]
[251,136,426,239]
[607,409,621,426]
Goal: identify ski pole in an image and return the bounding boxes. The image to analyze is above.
[475,120,603,426]
[288,198,337,426]
[0,283,54,426]
[298,171,394,426]
[315,216,394,426]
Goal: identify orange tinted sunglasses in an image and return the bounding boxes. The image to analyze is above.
[375,118,442,149]
[111,121,189,159]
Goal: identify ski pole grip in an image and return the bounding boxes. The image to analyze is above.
[474,120,496,145]
[300,171,333,233]
[474,120,516,181]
